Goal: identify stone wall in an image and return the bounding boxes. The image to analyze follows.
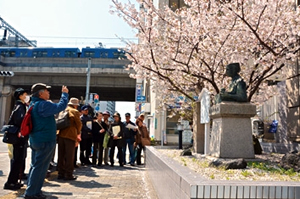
[146,146,300,199]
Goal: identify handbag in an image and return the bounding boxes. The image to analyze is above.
[103,132,110,148]
[141,137,151,146]
[1,125,20,144]
[56,110,70,130]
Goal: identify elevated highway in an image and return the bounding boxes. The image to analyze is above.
[0,56,135,124]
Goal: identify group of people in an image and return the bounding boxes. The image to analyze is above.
[3,83,151,199]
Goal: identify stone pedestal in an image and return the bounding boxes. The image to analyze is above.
[209,102,256,158]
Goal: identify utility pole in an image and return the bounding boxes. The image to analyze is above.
[85,58,91,105]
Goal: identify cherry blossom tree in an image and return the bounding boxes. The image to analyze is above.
[111,0,300,107]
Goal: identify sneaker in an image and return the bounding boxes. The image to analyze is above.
[3,183,20,190]
[24,194,46,199]
[16,183,24,187]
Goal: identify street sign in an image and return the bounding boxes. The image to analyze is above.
[136,95,146,102]
[94,94,99,103]
[136,84,142,98]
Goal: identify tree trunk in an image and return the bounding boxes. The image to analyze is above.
[193,102,205,154]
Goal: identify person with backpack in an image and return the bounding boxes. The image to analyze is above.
[57,98,82,180]
[3,88,29,190]
[24,83,69,199]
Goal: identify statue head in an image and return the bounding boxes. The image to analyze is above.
[225,63,240,77]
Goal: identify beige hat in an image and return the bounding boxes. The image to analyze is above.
[68,98,80,106]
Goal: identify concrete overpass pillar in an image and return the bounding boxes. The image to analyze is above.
[0,80,13,126]
[0,77,5,126]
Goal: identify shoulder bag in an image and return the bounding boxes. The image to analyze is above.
[1,125,20,144]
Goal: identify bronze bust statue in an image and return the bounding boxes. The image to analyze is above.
[215,63,247,104]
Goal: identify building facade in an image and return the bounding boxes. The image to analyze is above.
[98,101,116,116]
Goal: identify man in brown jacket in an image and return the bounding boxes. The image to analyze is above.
[57,98,82,180]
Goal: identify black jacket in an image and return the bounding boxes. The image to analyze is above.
[8,100,28,144]
[123,121,136,139]
[8,100,27,128]
[108,121,125,148]
[80,114,93,139]
[92,121,107,143]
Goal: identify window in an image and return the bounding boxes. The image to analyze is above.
[10,51,16,57]
[166,110,180,134]
[84,51,95,58]
[169,0,186,11]
[52,51,60,57]
[113,51,126,59]
[20,51,28,57]
[0,50,15,57]
[65,51,76,57]
[100,52,108,58]
[33,51,48,57]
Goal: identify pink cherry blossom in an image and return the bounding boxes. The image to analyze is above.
[111,0,300,107]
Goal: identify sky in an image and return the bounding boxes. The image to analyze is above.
[0,0,138,118]
[0,0,138,48]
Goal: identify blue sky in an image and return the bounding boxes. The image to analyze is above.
[0,0,138,118]
[0,0,138,48]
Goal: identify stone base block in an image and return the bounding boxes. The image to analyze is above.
[209,102,256,158]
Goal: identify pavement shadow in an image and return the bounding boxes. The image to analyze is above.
[99,165,144,171]
[67,180,111,188]
[74,166,99,177]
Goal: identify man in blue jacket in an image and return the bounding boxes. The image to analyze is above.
[25,83,69,199]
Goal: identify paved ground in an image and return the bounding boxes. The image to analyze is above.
[0,139,158,199]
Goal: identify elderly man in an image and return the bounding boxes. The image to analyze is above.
[57,98,82,180]
[25,83,68,199]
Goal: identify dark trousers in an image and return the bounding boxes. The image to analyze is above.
[80,137,93,164]
[7,143,26,184]
[92,142,104,165]
[57,137,75,178]
[21,141,28,176]
[136,144,145,165]
[109,140,123,166]
[74,146,78,166]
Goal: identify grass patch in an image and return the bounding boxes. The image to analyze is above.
[248,161,299,177]
[241,170,252,177]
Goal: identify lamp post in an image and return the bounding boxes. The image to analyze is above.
[85,58,91,105]
[177,123,183,149]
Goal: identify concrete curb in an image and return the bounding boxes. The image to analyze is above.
[146,146,300,199]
